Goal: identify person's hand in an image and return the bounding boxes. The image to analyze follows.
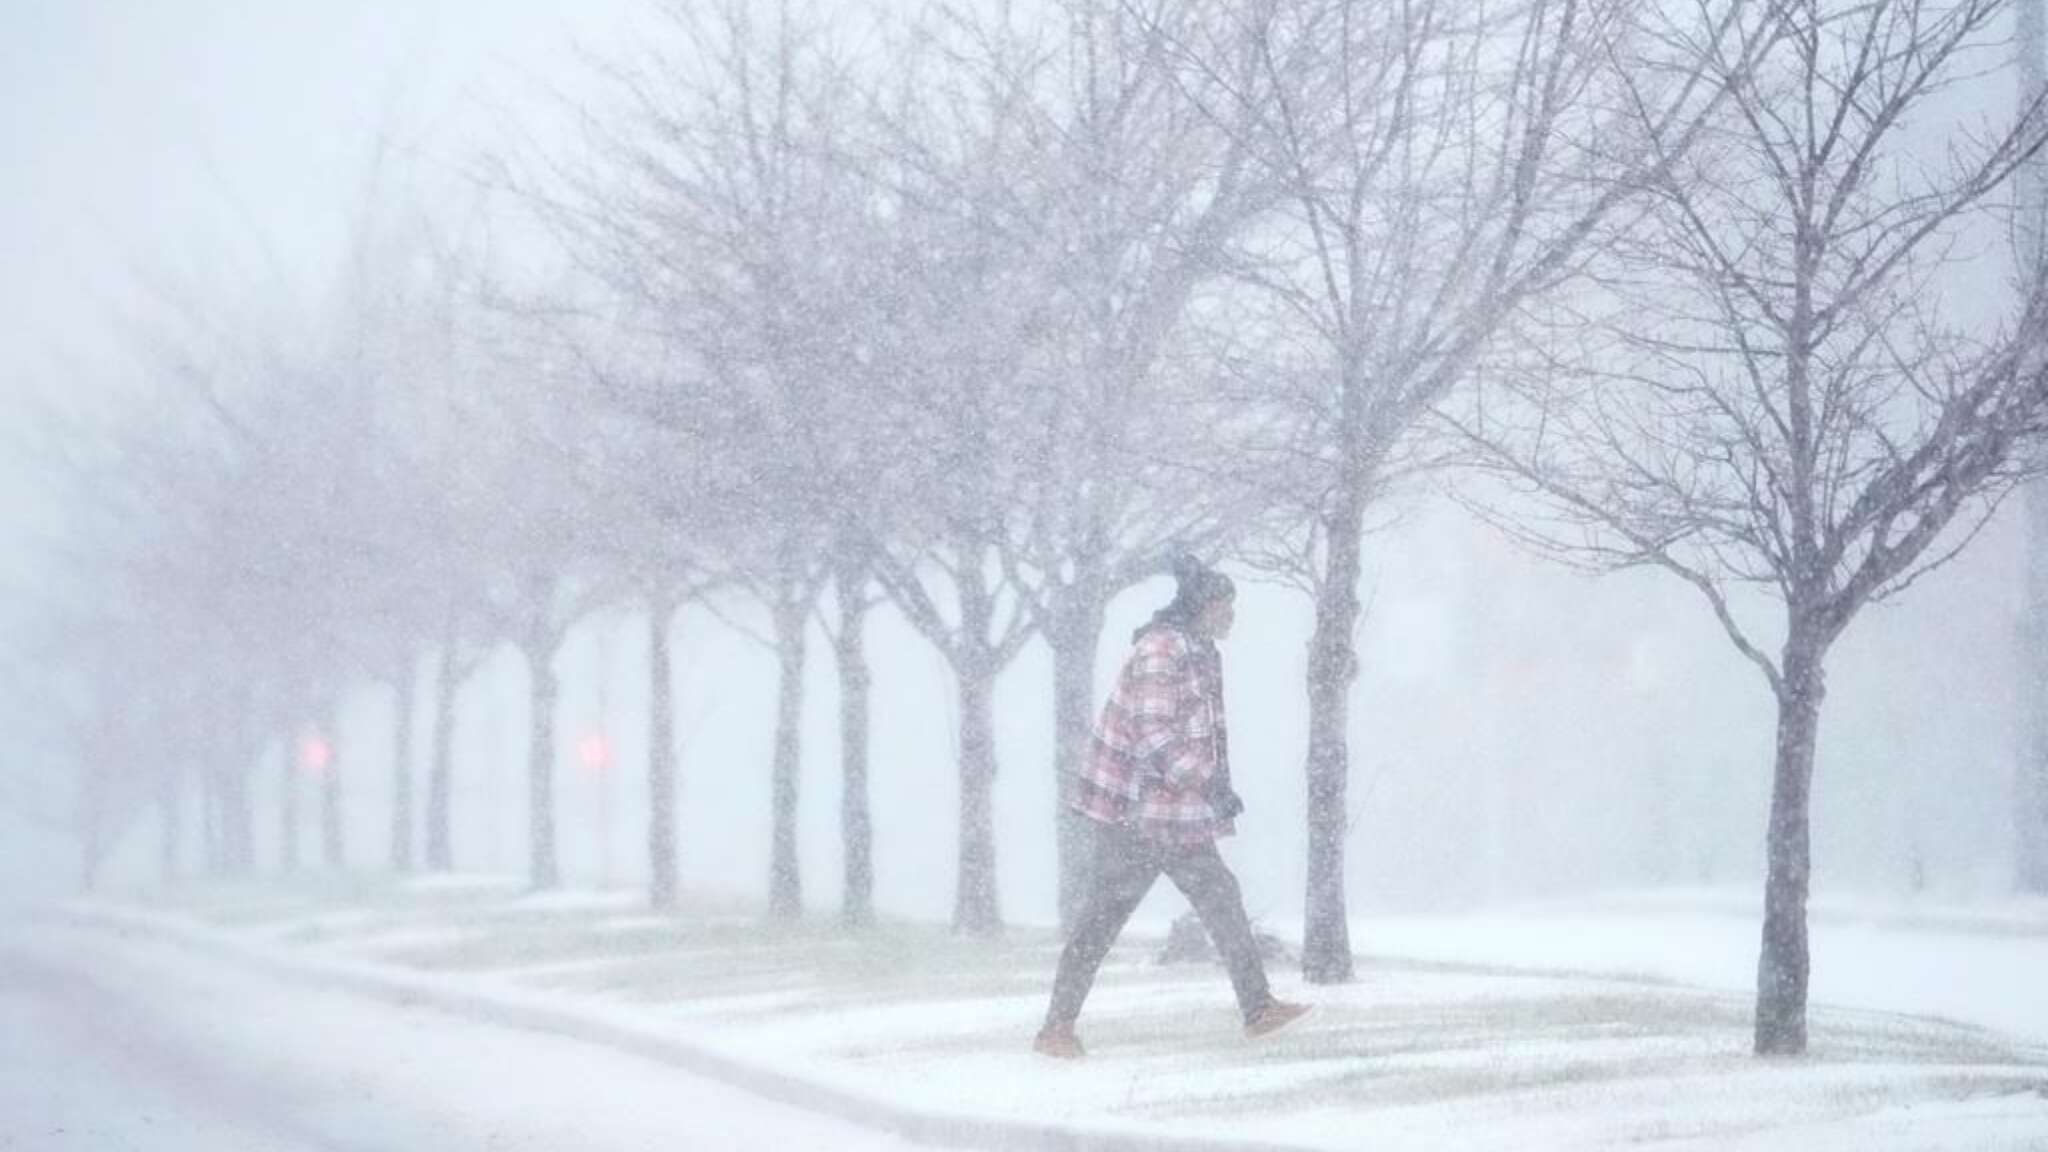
[1211,785,1246,820]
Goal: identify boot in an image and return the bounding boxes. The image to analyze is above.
[1033,1023,1086,1060]
[1244,998,1312,1039]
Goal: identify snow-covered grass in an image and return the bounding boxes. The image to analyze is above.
[1340,887,2048,1047]
[114,879,2048,1151]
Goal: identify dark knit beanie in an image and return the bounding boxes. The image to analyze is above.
[1135,555,1235,641]
[1170,554,1234,610]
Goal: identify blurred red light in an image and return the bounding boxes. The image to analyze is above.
[578,732,612,773]
[301,736,333,773]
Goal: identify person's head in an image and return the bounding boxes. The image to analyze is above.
[1158,554,1236,641]
[1195,586,1236,640]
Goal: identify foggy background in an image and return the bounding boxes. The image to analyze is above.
[0,0,2027,924]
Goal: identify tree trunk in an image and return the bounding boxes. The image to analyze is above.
[1755,624,1827,1056]
[425,622,459,872]
[950,534,1002,938]
[222,761,255,874]
[159,769,181,885]
[389,652,417,874]
[1303,505,1364,984]
[1048,585,1107,931]
[280,741,301,873]
[214,706,256,876]
[526,625,561,892]
[79,758,108,894]
[201,766,223,876]
[648,591,680,911]
[2023,657,2048,892]
[767,591,807,919]
[2020,480,2048,893]
[321,745,345,870]
[2017,0,2048,896]
[954,657,1002,936]
[835,562,875,929]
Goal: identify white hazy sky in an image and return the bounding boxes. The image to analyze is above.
[0,0,642,389]
[0,0,647,901]
[0,0,2037,915]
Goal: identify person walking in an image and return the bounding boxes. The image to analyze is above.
[1035,557,1310,1059]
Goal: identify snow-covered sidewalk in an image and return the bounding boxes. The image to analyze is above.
[49,879,2048,1151]
[1353,888,2048,1047]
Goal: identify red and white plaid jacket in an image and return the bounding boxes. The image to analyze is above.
[1070,623,1233,844]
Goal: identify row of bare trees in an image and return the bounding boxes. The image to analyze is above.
[13,0,2048,1057]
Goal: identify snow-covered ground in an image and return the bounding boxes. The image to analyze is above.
[4,919,928,1151]
[0,935,325,1151]
[38,881,2048,1152]
[1350,888,2048,1045]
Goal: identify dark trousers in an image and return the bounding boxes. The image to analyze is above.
[1045,826,1272,1028]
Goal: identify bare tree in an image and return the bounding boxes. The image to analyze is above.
[977,0,1276,929]
[2015,0,2048,895]
[472,346,617,893]
[546,0,895,919]
[1163,0,1783,982]
[854,8,1082,935]
[9,321,301,884]
[384,227,504,877]
[547,302,751,912]
[1,589,179,889]
[1456,0,2048,1054]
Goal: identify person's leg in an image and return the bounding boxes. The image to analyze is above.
[1163,841,1272,1023]
[1043,828,1160,1030]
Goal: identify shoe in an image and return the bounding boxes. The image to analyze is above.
[1244,998,1312,1039]
[1033,1024,1085,1060]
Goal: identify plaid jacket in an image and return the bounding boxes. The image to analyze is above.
[1070,623,1234,844]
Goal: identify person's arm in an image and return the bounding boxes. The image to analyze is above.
[1127,635,1213,792]
[1162,655,1218,792]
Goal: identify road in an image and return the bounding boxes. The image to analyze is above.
[0,923,931,1152]
[0,934,320,1151]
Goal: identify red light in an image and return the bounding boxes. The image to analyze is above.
[578,733,612,774]
[301,736,333,775]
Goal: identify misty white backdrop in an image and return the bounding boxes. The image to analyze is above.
[88,495,2024,929]
[0,0,2028,921]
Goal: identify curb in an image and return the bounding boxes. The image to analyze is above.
[44,902,1316,1152]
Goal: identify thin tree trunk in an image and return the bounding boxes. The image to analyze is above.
[425,622,459,872]
[217,705,256,875]
[159,770,181,885]
[954,656,1001,936]
[2021,483,2048,892]
[321,743,344,870]
[222,762,254,874]
[2016,0,2048,896]
[2023,647,2048,890]
[836,562,875,929]
[1303,504,1364,984]
[951,535,1002,937]
[1048,585,1107,931]
[1755,624,1826,1056]
[648,591,679,911]
[389,651,417,873]
[526,623,561,892]
[79,758,107,894]
[201,766,223,876]
[280,740,301,873]
[768,589,807,919]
